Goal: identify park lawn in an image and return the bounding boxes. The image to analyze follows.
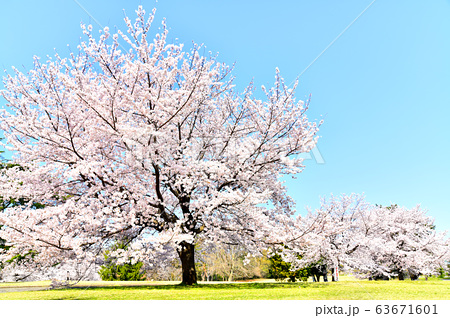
[0,280,52,288]
[0,279,449,300]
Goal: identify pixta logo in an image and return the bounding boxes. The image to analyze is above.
[299,146,325,164]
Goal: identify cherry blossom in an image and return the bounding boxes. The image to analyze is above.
[0,6,320,284]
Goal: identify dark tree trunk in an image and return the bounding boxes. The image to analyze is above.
[177,242,197,285]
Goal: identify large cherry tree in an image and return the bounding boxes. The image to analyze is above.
[0,7,320,284]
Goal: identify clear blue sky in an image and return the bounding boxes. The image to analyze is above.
[1,0,449,232]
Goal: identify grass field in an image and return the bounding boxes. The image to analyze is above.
[0,277,449,300]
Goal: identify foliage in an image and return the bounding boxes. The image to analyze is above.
[0,159,44,276]
[99,241,146,281]
[0,162,22,252]
[5,250,37,265]
[268,254,309,282]
[437,262,450,278]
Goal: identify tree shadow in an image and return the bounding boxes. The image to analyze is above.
[66,281,329,291]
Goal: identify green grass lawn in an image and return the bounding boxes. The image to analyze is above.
[0,278,449,300]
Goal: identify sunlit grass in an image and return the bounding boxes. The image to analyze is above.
[0,280,52,288]
[0,278,448,300]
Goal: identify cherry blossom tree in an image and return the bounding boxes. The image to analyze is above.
[0,7,320,284]
[279,194,372,278]
[362,204,449,280]
[283,195,450,281]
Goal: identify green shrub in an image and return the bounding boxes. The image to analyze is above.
[99,241,146,281]
[268,254,310,282]
[437,266,447,279]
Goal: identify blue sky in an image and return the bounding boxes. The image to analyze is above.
[1,0,449,232]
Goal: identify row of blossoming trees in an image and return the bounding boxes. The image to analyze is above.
[276,195,449,281]
[0,7,448,284]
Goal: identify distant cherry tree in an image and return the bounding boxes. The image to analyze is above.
[283,195,450,280]
[362,204,449,279]
[0,7,320,284]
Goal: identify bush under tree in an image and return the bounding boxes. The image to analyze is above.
[99,240,146,281]
[268,254,310,282]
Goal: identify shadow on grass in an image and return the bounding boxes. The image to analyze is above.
[67,282,329,292]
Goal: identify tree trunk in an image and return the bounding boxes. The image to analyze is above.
[228,268,234,282]
[177,242,197,285]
